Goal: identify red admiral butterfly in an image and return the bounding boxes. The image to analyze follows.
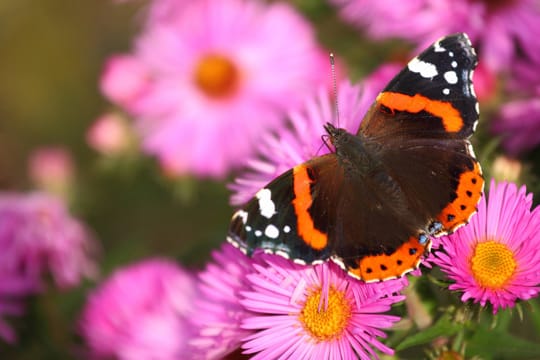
[228,33,484,282]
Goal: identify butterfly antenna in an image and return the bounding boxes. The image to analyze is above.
[330,53,340,128]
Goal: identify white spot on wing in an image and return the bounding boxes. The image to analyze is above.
[442,88,450,95]
[475,102,480,114]
[264,224,280,239]
[275,250,290,259]
[434,41,446,52]
[283,225,291,233]
[449,51,454,57]
[256,188,276,219]
[232,210,248,224]
[408,57,438,78]
[451,61,457,68]
[255,230,262,237]
[444,71,458,84]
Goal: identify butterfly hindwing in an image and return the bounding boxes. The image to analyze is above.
[228,155,339,264]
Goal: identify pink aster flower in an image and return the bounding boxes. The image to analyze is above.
[80,258,196,360]
[0,192,97,289]
[491,96,540,156]
[189,243,256,359]
[102,0,327,178]
[430,180,540,313]
[27,147,74,198]
[240,255,406,359]
[330,0,540,72]
[0,272,39,343]
[230,64,400,205]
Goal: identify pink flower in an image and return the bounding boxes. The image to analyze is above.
[330,0,540,72]
[230,64,401,205]
[102,0,327,178]
[0,272,39,343]
[27,147,74,198]
[80,258,196,360]
[189,243,256,359]
[0,192,97,289]
[86,113,134,155]
[430,180,540,313]
[240,255,406,359]
[491,95,540,156]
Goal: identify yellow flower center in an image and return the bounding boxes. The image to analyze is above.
[194,54,239,99]
[298,286,352,342]
[470,240,516,289]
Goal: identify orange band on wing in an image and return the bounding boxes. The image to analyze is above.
[292,165,328,250]
[377,91,464,133]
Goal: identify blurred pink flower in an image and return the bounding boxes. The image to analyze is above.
[27,147,74,197]
[101,0,327,178]
[0,192,97,289]
[87,113,134,155]
[229,64,400,205]
[0,272,39,343]
[430,180,540,313]
[189,243,256,359]
[80,258,196,360]
[240,255,406,359]
[491,94,540,156]
[330,0,540,72]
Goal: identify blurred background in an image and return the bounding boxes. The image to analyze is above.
[1,0,540,358]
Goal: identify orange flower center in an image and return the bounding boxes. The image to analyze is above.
[470,240,516,289]
[194,54,239,99]
[298,286,352,342]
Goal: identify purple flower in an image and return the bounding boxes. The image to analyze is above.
[491,95,540,156]
[240,255,406,359]
[430,180,540,313]
[0,272,39,343]
[80,258,196,360]
[330,0,540,72]
[189,243,256,359]
[102,0,327,178]
[0,192,97,343]
[230,64,401,205]
[0,192,97,289]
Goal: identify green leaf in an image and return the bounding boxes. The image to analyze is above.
[467,330,540,359]
[395,314,463,351]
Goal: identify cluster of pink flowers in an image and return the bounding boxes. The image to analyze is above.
[5,0,540,357]
[98,0,328,178]
[79,246,408,360]
[0,192,97,343]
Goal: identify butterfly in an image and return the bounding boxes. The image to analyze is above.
[228,33,484,282]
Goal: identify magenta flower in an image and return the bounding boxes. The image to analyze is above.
[330,0,540,72]
[430,180,540,313]
[491,96,540,156]
[230,64,400,205]
[0,192,97,289]
[189,243,256,359]
[240,255,406,359]
[102,0,326,178]
[80,258,196,360]
[0,272,39,343]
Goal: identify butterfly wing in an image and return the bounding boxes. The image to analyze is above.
[330,33,483,280]
[228,154,341,264]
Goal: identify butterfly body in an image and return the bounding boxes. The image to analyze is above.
[228,33,484,282]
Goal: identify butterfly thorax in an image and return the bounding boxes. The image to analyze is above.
[324,122,382,179]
